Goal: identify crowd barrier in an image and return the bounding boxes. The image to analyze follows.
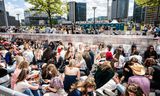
[0,85,27,96]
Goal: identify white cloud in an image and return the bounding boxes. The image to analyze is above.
[5,2,24,20]
[24,2,34,9]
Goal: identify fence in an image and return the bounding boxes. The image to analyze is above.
[0,85,28,96]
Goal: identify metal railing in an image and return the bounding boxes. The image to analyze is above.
[0,85,28,96]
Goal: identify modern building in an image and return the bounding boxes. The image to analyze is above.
[111,0,129,19]
[24,9,48,26]
[133,3,145,23]
[0,0,19,26]
[68,2,86,22]
[144,6,160,25]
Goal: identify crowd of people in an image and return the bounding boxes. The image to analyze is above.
[0,37,160,96]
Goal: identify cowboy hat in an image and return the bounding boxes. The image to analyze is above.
[130,63,145,76]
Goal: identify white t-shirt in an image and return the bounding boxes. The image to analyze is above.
[23,50,34,63]
[14,80,30,92]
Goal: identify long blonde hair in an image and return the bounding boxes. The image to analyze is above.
[68,59,76,67]
[76,52,83,62]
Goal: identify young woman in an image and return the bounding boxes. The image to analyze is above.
[43,64,67,96]
[63,59,80,92]
[75,52,88,75]
[113,48,125,78]
[14,69,40,96]
[68,77,96,96]
[125,83,145,96]
[64,47,75,65]
[11,60,29,89]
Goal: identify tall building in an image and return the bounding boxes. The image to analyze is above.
[0,0,6,26]
[0,0,4,11]
[111,0,129,19]
[68,2,86,22]
[0,0,19,26]
[68,2,76,23]
[133,3,145,23]
[144,7,160,24]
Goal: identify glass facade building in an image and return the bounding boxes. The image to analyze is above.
[133,3,145,23]
[75,3,86,21]
[111,0,129,19]
[68,2,86,22]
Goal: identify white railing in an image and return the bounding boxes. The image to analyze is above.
[0,85,28,96]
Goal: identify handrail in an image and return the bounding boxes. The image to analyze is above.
[0,85,28,96]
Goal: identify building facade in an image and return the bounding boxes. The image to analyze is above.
[24,9,48,26]
[111,0,129,19]
[68,2,86,22]
[144,6,160,25]
[0,1,19,26]
[133,3,145,23]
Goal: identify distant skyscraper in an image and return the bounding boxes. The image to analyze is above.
[75,3,86,21]
[0,1,4,11]
[68,1,86,22]
[0,0,18,26]
[111,0,129,19]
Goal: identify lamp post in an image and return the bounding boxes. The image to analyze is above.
[1,0,8,27]
[107,0,109,20]
[116,0,118,19]
[92,7,97,34]
[16,13,20,26]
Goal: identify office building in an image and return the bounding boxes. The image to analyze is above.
[133,3,145,23]
[24,9,48,26]
[111,0,129,19]
[68,2,86,22]
[0,1,19,26]
[144,6,160,24]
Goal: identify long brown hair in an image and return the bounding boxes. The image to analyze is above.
[16,69,29,83]
[65,47,71,59]
[17,61,29,69]
[114,48,122,60]
[47,64,59,77]
[125,83,144,96]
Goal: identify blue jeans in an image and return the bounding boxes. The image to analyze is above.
[23,89,34,96]
[31,89,42,96]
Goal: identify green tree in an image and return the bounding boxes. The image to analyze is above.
[135,0,160,23]
[135,0,160,6]
[25,0,67,28]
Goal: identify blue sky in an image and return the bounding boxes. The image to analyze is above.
[4,0,134,20]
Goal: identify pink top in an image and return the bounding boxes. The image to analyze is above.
[11,68,21,89]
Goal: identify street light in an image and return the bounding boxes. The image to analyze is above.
[92,7,97,34]
[107,0,109,20]
[0,0,8,27]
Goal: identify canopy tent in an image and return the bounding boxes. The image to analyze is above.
[111,20,118,23]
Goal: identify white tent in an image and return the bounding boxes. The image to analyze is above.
[111,19,118,23]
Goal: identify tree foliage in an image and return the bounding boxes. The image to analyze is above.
[25,0,67,28]
[135,0,160,7]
